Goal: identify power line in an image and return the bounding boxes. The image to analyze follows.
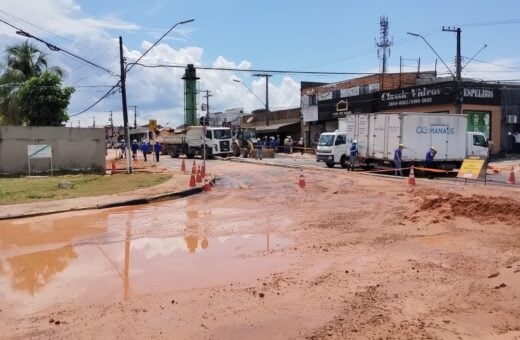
[69,82,120,117]
[0,9,120,60]
[463,18,520,28]
[463,57,520,71]
[130,62,376,76]
[0,18,115,75]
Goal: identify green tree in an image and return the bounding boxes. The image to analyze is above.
[16,72,74,126]
[0,40,64,125]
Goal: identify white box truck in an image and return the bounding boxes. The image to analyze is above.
[316,112,488,170]
[158,126,233,159]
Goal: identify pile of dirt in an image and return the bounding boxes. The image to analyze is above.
[409,189,520,225]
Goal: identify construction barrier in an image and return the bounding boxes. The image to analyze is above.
[407,166,416,186]
[507,167,517,185]
[298,168,306,188]
[189,172,196,187]
[196,166,202,183]
[203,178,211,192]
[111,160,117,175]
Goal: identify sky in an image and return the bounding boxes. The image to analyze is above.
[1,0,520,128]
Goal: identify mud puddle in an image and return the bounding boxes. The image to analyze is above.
[0,232,291,316]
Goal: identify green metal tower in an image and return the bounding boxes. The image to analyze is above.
[182,64,199,126]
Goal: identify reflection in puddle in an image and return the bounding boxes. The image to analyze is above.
[0,197,292,316]
[0,232,290,315]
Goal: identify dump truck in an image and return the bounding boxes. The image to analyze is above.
[158,125,233,159]
[316,112,489,170]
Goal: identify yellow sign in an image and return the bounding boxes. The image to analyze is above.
[149,119,157,131]
[457,156,486,179]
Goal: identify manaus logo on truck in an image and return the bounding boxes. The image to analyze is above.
[416,126,455,135]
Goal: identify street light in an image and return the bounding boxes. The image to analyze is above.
[252,73,272,126]
[119,18,194,173]
[406,32,455,79]
[407,31,462,114]
[233,79,265,107]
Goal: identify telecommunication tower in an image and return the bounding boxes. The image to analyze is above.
[376,16,393,74]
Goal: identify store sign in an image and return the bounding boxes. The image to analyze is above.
[379,85,499,109]
[380,86,447,108]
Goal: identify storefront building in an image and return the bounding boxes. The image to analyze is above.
[301,73,520,155]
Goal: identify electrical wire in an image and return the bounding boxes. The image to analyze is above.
[130,62,376,76]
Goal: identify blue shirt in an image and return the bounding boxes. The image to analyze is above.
[394,147,402,161]
[141,143,149,153]
[350,143,358,157]
[154,143,162,153]
[426,150,435,162]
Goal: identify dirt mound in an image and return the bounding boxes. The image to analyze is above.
[409,189,520,226]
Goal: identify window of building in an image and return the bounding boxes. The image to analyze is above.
[359,85,369,95]
[309,94,317,105]
[332,90,341,99]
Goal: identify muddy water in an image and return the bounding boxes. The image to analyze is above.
[0,192,293,316]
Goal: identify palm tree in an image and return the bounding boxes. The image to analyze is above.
[0,40,64,125]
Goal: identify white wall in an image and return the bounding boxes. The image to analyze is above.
[0,126,105,174]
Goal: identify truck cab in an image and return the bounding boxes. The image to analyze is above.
[204,127,232,157]
[467,132,489,157]
[316,131,350,168]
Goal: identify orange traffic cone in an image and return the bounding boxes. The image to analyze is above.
[507,167,516,184]
[203,178,211,192]
[111,159,117,175]
[408,166,416,186]
[189,173,196,187]
[201,163,206,178]
[191,161,197,175]
[298,169,306,188]
[181,159,186,173]
[196,166,202,183]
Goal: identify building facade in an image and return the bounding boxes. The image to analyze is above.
[301,72,520,155]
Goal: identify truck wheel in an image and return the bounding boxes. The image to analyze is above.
[340,156,349,169]
[232,144,241,157]
[325,161,334,168]
[169,146,179,158]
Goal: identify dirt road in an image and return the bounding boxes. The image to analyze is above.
[1,160,520,339]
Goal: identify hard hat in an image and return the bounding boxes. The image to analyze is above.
[133,139,137,143]
[352,139,358,143]
[399,143,404,148]
[430,146,436,151]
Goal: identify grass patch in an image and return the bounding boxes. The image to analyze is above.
[0,173,171,205]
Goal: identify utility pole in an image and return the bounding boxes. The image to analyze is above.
[253,73,271,126]
[442,26,462,114]
[128,105,137,129]
[202,90,212,123]
[201,90,211,165]
[109,111,114,146]
[119,36,132,174]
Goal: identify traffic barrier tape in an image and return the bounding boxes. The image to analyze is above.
[345,166,450,175]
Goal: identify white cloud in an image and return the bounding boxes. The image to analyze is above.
[0,0,301,129]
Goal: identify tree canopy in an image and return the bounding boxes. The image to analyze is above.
[0,40,70,126]
[16,72,74,126]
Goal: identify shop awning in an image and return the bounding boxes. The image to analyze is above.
[253,119,301,133]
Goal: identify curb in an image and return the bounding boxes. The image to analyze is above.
[0,177,215,221]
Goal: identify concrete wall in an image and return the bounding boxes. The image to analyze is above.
[0,126,105,174]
